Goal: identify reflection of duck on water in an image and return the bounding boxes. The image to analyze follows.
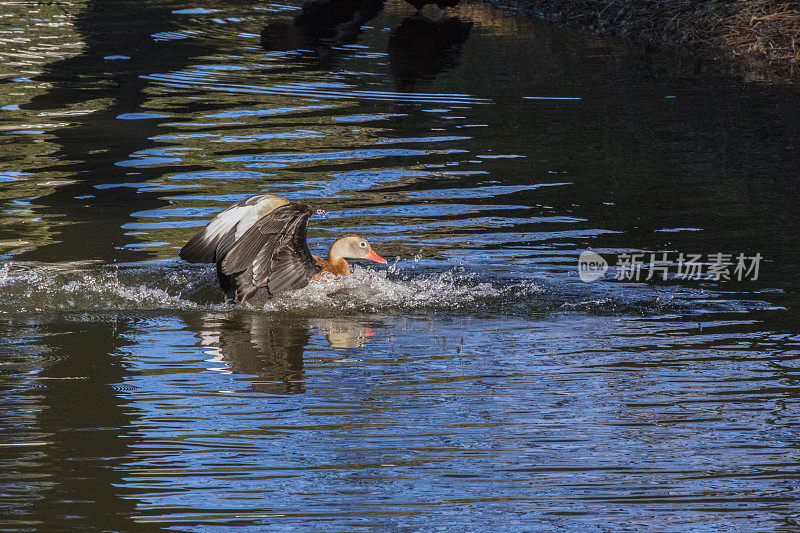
[310,318,375,349]
[179,194,387,303]
[260,0,385,67]
[194,314,378,393]
[197,313,308,394]
[387,16,473,90]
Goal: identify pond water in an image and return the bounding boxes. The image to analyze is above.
[2,0,800,530]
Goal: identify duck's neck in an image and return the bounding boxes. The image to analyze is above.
[324,240,352,276]
[322,256,350,277]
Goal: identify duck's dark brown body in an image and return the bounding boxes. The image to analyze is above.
[403,0,459,12]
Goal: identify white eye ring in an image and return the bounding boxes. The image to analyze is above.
[359,241,367,247]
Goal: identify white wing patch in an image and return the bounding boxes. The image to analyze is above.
[234,206,261,241]
[203,205,252,243]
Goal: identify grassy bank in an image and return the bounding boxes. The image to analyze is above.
[489,0,799,64]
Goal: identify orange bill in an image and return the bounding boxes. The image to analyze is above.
[365,248,387,264]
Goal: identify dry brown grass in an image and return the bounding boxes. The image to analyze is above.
[719,1,800,60]
[506,0,800,63]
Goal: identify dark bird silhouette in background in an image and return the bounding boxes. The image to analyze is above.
[260,0,385,68]
[401,0,460,16]
[387,16,473,90]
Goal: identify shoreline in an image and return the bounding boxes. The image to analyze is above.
[479,0,799,76]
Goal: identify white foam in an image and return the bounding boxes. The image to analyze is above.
[259,265,542,312]
[0,262,202,312]
[0,262,543,313]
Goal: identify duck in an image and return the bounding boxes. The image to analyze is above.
[401,0,459,16]
[179,194,387,303]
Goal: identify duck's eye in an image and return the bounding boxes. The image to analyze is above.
[359,241,367,247]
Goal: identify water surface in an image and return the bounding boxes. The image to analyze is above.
[2,0,800,530]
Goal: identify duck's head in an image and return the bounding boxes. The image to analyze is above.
[328,234,387,264]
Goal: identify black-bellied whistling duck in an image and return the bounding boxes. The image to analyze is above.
[179,194,387,303]
[402,0,459,16]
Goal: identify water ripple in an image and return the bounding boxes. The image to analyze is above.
[144,73,492,105]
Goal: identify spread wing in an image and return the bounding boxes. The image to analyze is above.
[179,207,239,263]
[220,203,321,302]
[179,194,287,263]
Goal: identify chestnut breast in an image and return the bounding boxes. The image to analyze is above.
[313,256,350,279]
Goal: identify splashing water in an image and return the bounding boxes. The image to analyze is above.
[260,265,541,312]
[0,261,543,314]
[0,261,721,316]
[0,259,744,319]
[0,262,202,312]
